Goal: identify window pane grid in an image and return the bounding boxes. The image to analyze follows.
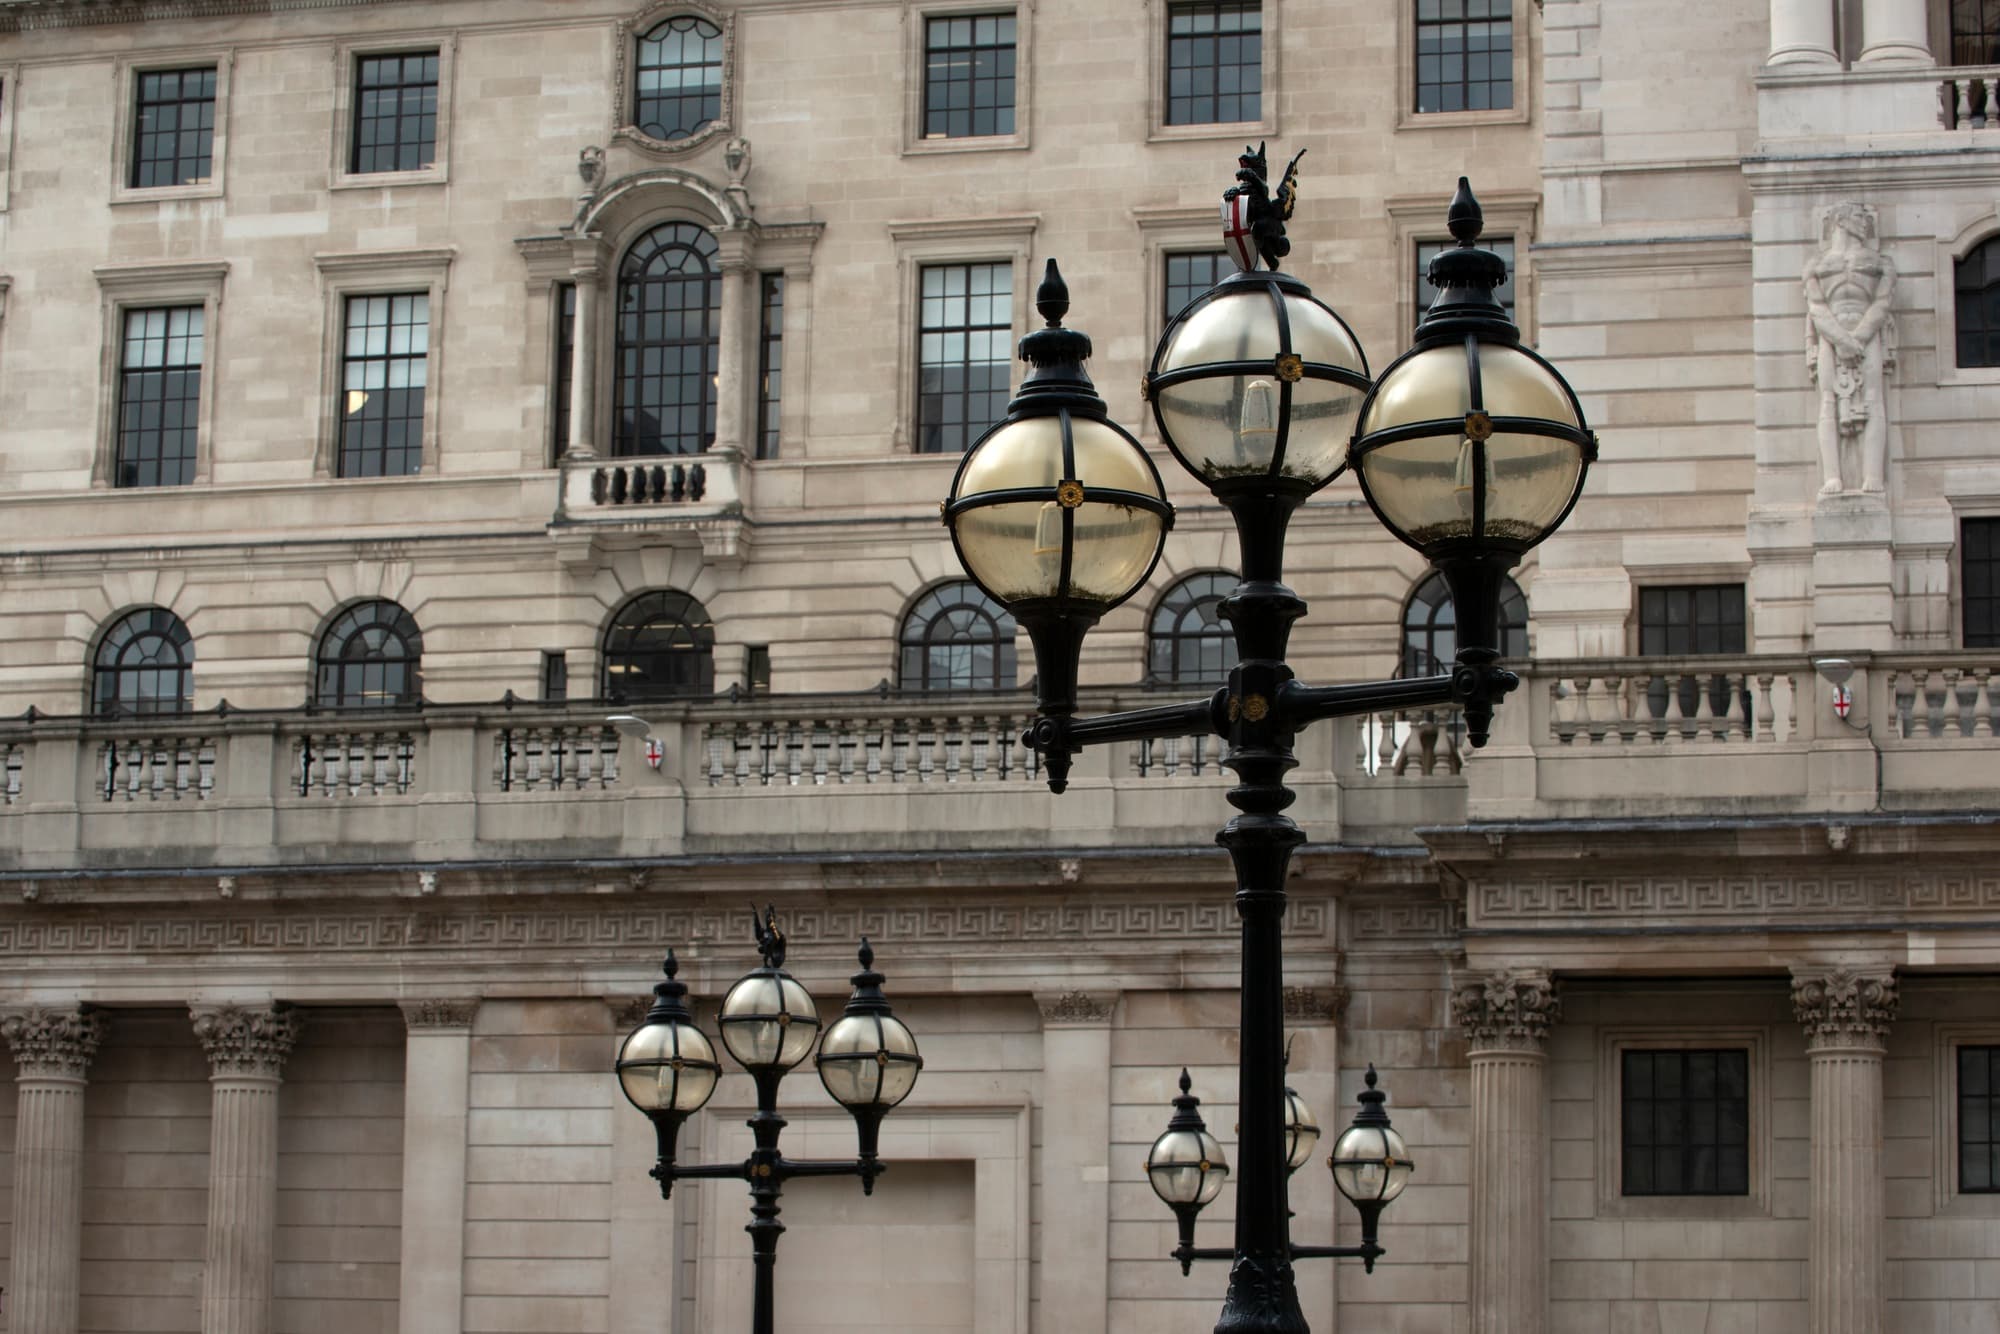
[131,67,217,188]
[1415,0,1513,114]
[635,16,723,142]
[1956,238,2000,368]
[1961,1045,2000,1192]
[351,52,439,174]
[1165,251,1230,329]
[339,292,429,478]
[1968,519,2000,648]
[553,282,577,461]
[924,12,1017,139]
[1166,0,1262,126]
[616,223,721,457]
[116,305,204,489]
[899,582,1017,691]
[918,261,1011,454]
[602,592,716,702]
[93,608,195,718]
[1416,237,1515,332]
[315,601,422,710]
[1621,1049,1750,1197]
[1150,572,1238,685]
[1402,570,1528,676]
[1952,0,2000,64]
[757,272,785,459]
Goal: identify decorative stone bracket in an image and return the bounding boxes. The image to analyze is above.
[1036,990,1117,1026]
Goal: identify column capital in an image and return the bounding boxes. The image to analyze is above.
[0,1005,107,1079]
[1282,985,1349,1024]
[191,1003,303,1078]
[1036,989,1117,1027]
[1452,969,1559,1054]
[399,998,480,1030]
[1791,967,1898,1051]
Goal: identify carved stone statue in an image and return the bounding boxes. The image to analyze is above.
[577,144,606,192]
[723,136,754,221]
[1804,201,1897,496]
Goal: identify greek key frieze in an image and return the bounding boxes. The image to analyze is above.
[1472,871,1994,922]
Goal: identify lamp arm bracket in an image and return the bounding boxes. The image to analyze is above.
[1029,691,1225,755]
[664,1159,757,1182]
[1277,674,1456,729]
[1289,1243,1386,1263]
[773,1156,875,1180]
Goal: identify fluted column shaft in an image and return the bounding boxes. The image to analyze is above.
[193,1005,302,1334]
[3,1008,106,1334]
[1454,972,1558,1334]
[1793,969,1897,1334]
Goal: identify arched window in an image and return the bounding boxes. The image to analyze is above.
[616,223,721,457]
[316,601,423,709]
[1400,571,1528,677]
[1957,237,2000,368]
[899,581,1016,692]
[602,591,715,701]
[92,608,194,717]
[634,15,724,142]
[1149,572,1237,685]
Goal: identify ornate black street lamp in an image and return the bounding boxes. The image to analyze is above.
[944,161,1593,1333]
[616,908,923,1334]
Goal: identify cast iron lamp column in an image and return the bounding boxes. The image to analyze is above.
[615,908,923,1334]
[944,165,1594,1334]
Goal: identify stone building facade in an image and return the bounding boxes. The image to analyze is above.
[0,0,1995,1332]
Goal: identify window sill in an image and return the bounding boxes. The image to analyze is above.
[1935,363,2000,388]
[1148,117,1275,145]
[331,169,448,192]
[1593,1192,1770,1221]
[902,133,1030,157]
[111,181,225,206]
[1396,104,1529,131]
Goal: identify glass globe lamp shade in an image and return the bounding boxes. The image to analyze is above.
[817,1010,923,1110]
[1283,1085,1321,1173]
[1147,1123,1231,1209]
[718,968,821,1073]
[1148,271,1371,493]
[1329,1120,1414,1207]
[616,1013,721,1118]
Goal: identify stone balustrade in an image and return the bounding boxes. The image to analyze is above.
[1939,66,2000,129]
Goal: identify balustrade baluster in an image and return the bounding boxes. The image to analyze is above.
[942,717,963,782]
[1376,711,1397,772]
[1943,669,1965,737]
[1570,677,1598,745]
[1547,678,1571,745]
[1691,676,1717,742]
[1599,676,1626,745]
[1661,675,1686,743]
[890,720,911,782]
[1753,673,1776,743]
[1975,670,1995,738]
[1719,675,1744,742]
[1911,669,1933,738]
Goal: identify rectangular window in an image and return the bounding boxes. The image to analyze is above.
[1960,1045,2000,1192]
[1639,585,1747,657]
[130,67,217,189]
[1166,1,1262,126]
[1416,236,1515,332]
[541,651,569,703]
[1966,518,2000,648]
[115,306,204,489]
[745,644,772,696]
[339,292,429,478]
[351,51,439,174]
[1165,250,1230,329]
[1621,1048,1750,1197]
[917,261,1011,454]
[552,282,576,462]
[924,12,1017,139]
[1415,0,1513,114]
[757,272,784,460]
[1953,0,2000,64]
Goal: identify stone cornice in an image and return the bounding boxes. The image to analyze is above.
[399,998,480,1030]
[191,1004,302,1077]
[0,1006,106,1078]
[2,0,384,31]
[1452,970,1559,1054]
[1035,990,1117,1026]
[1791,968,1898,1051]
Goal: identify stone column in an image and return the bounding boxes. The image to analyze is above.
[565,261,601,460]
[1859,0,1934,64]
[1767,0,1838,65]
[712,228,755,460]
[1452,971,1558,1334]
[1035,989,1116,1334]
[192,1004,303,1334]
[397,999,478,1334]
[1,1007,107,1334]
[1792,968,1898,1334]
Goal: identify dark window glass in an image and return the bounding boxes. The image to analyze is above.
[351,51,439,174]
[918,261,1011,454]
[745,644,772,696]
[603,591,715,701]
[634,15,723,141]
[1639,585,1747,657]
[1416,236,1516,332]
[1955,238,2000,368]
[315,601,423,710]
[1953,0,2000,64]
[1961,1045,2000,1192]
[115,305,204,489]
[1621,1049,1750,1197]
[616,223,720,457]
[1968,519,2000,648]
[1401,570,1528,677]
[1165,251,1230,328]
[1166,0,1262,126]
[900,581,1017,691]
[92,608,194,718]
[541,651,569,703]
[339,292,429,478]
[757,273,784,460]
[130,67,217,189]
[1415,0,1513,114]
[1150,572,1239,685]
[924,12,1017,139]
[553,282,577,462]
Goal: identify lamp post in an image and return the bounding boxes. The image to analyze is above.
[943,161,1593,1333]
[616,907,923,1334]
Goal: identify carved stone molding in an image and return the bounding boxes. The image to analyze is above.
[1473,869,2000,923]
[1452,970,1559,1054]
[0,1006,107,1079]
[190,1004,303,1078]
[399,998,480,1030]
[1282,986,1349,1023]
[608,994,654,1029]
[1791,968,1898,1051]
[1036,990,1116,1027]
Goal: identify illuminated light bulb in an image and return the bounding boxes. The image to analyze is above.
[1238,379,1278,463]
[1454,436,1478,519]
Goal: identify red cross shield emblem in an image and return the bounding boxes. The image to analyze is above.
[644,737,665,769]
[1221,193,1257,274]
[1832,684,1852,719]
